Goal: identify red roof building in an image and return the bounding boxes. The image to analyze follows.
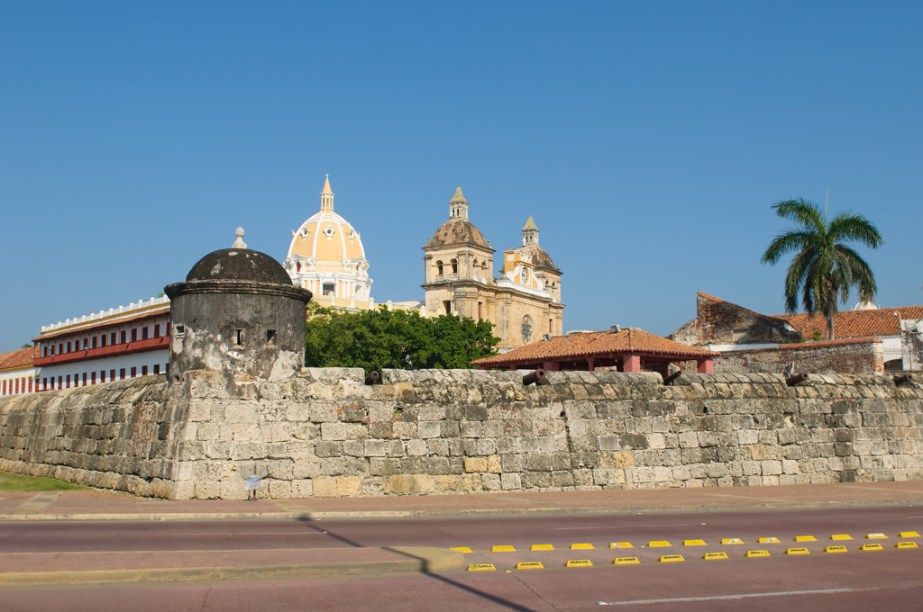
[0,347,36,397]
[472,327,717,375]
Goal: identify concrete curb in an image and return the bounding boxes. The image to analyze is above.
[1,497,920,523]
[0,546,465,587]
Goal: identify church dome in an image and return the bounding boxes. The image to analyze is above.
[425,187,491,250]
[523,243,560,272]
[287,177,366,262]
[284,176,373,308]
[427,217,489,249]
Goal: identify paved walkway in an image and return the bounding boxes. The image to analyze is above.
[2,481,922,586]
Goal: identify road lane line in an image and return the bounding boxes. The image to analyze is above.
[595,588,853,606]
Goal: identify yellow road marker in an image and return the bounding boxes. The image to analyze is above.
[684,539,707,547]
[758,537,781,544]
[566,559,593,568]
[571,542,595,550]
[794,535,817,542]
[516,561,544,570]
[824,546,848,554]
[531,544,555,551]
[614,556,641,565]
[746,549,771,558]
[896,541,919,550]
[609,541,634,549]
[866,533,888,540]
[648,540,672,548]
[830,534,853,541]
[704,551,729,560]
[786,547,811,555]
[450,547,473,553]
[491,545,516,552]
[721,537,744,545]
[659,554,685,563]
[899,531,920,538]
[861,543,884,551]
[467,563,496,572]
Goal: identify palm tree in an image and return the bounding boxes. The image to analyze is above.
[761,198,882,340]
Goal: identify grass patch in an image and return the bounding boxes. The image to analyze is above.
[0,471,85,492]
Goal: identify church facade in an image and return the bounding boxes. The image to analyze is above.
[423,187,564,351]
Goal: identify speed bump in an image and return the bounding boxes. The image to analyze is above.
[899,531,920,538]
[896,541,919,550]
[866,533,888,540]
[758,537,781,544]
[450,547,473,553]
[571,543,595,550]
[704,551,729,560]
[786,547,811,555]
[861,543,884,551]
[721,537,744,545]
[516,561,544,570]
[659,554,685,563]
[491,545,516,552]
[746,549,771,558]
[531,544,555,551]
[648,540,672,548]
[467,563,496,572]
[684,539,707,547]
[830,534,853,541]
[794,535,817,542]
[609,542,634,549]
[824,546,848,554]
[614,557,640,565]
[566,559,593,568]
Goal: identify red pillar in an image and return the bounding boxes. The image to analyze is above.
[697,358,714,373]
[586,358,595,371]
[623,353,641,372]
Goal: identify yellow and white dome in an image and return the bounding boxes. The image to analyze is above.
[284,176,373,310]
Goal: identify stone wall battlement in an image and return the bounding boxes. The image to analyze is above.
[1,369,921,499]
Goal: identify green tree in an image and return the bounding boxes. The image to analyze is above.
[760,198,882,340]
[304,305,499,371]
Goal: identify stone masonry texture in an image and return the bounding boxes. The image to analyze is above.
[0,369,921,499]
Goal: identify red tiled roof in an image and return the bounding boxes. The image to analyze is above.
[0,347,34,371]
[472,327,716,367]
[778,306,923,339]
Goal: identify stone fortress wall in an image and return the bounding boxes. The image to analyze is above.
[1,368,921,499]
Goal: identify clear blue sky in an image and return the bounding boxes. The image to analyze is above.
[2,1,921,349]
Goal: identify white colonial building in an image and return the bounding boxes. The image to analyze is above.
[33,296,171,391]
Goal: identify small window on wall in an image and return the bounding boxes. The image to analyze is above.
[119,368,126,380]
[322,282,335,296]
[266,330,277,344]
[443,300,451,315]
[154,324,161,338]
[436,261,444,276]
[110,369,116,381]
[91,336,97,349]
[451,259,458,274]
[174,324,185,338]
[110,332,116,345]
[142,365,148,375]
[131,329,138,342]
[234,329,244,347]
[153,364,160,374]
[130,367,137,378]
[120,331,126,344]
[142,327,149,340]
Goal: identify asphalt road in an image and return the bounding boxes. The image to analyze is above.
[2,505,922,611]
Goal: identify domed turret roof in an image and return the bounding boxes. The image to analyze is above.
[287,176,366,262]
[425,186,491,250]
[186,247,293,286]
[523,243,560,272]
[427,217,490,249]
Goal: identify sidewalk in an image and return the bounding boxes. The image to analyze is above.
[3,480,923,521]
[2,481,922,587]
